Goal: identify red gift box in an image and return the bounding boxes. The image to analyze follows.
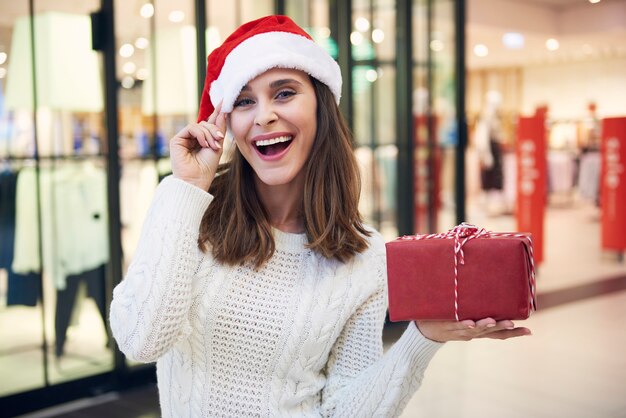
[386,223,537,322]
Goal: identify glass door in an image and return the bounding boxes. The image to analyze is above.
[352,0,399,240]
[0,0,113,397]
[113,0,275,370]
[412,0,460,233]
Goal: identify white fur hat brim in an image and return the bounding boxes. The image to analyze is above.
[209,31,342,113]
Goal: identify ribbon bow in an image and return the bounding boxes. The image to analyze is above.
[448,223,490,267]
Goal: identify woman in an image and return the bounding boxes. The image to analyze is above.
[110,15,530,417]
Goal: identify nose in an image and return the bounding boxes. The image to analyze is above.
[254,100,278,126]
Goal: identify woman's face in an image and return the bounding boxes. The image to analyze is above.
[229,68,317,188]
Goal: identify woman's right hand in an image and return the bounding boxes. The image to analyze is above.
[170,101,227,191]
[415,317,531,343]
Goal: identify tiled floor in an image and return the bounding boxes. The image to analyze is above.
[399,285,626,418]
[17,199,626,418]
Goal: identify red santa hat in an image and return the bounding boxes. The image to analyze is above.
[197,15,342,122]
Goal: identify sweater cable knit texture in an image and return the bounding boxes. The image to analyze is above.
[110,176,442,417]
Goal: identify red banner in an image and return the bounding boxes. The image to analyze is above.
[516,112,547,264]
[600,117,626,250]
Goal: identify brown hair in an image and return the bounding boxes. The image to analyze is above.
[198,77,370,268]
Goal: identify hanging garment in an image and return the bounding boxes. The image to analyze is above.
[50,161,109,289]
[0,169,18,269]
[578,151,601,203]
[480,139,504,191]
[1,169,42,306]
[548,150,576,194]
[12,162,109,290]
[7,272,41,306]
[11,166,54,275]
[54,264,108,357]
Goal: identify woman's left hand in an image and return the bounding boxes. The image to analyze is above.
[415,318,531,343]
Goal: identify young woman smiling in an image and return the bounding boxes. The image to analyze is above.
[110,15,530,418]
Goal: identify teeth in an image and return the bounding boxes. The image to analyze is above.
[255,135,292,147]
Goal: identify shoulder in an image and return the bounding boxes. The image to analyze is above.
[348,225,388,286]
[361,224,387,259]
[313,225,387,281]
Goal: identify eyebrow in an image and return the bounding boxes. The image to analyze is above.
[240,78,303,92]
[270,78,303,89]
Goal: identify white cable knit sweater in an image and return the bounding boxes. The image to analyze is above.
[110,176,442,417]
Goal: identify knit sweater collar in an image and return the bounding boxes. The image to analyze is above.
[272,227,308,251]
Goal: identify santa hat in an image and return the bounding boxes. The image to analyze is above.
[197,15,342,122]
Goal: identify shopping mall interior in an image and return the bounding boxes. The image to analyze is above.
[0,0,625,417]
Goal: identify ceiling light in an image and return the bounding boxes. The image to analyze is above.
[119,43,134,58]
[318,27,331,39]
[135,37,149,49]
[372,29,385,44]
[502,32,524,49]
[589,0,601,3]
[350,31,363,46]
[473,44,489,57]
[0,52,7,65]
[121,76,135,89]
[546,38,559,51]
[123,62,136,74]
[136,68,148,80]
[355,17,370,32]
[169,11,184,23]
[430,39,444,52]
[140,3,154,19]
[365,69,378,82]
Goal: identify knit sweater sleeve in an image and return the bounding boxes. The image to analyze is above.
[109,176,212,363]
[320,237,443,417]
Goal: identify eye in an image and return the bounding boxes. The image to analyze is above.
[234,97,254,107]
[276,89,296,100]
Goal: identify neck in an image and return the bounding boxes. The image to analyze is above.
[255,175,305,234]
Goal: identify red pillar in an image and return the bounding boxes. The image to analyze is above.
[516,110,547,264]
[600,117,626,251]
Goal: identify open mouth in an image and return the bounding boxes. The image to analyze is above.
[254,135,293,156]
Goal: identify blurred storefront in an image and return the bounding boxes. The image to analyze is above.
[1,0,625,416]
[0,1,461,414]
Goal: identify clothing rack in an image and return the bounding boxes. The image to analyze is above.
[1,154,174,161]
[0,153,108,162]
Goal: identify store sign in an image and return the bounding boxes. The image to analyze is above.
[601,117,626,250]
[516,114,547,264]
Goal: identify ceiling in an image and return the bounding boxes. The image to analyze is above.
[0,0,625,77]
[525,0,592,8]
[466,0,626,69]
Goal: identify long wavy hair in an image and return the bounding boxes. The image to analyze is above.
[198,77,370,268]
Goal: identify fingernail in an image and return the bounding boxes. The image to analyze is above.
[467,324,475,329]
[506,326,515,330]
[216,131,224,139]
[487,323,496,328]
[216,142,222,149]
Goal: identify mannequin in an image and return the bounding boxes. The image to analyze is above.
[474,90,505,215]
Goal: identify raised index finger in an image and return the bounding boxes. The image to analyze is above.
[207,100,223,124]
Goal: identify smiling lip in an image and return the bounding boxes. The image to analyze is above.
[251,132,294,161]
